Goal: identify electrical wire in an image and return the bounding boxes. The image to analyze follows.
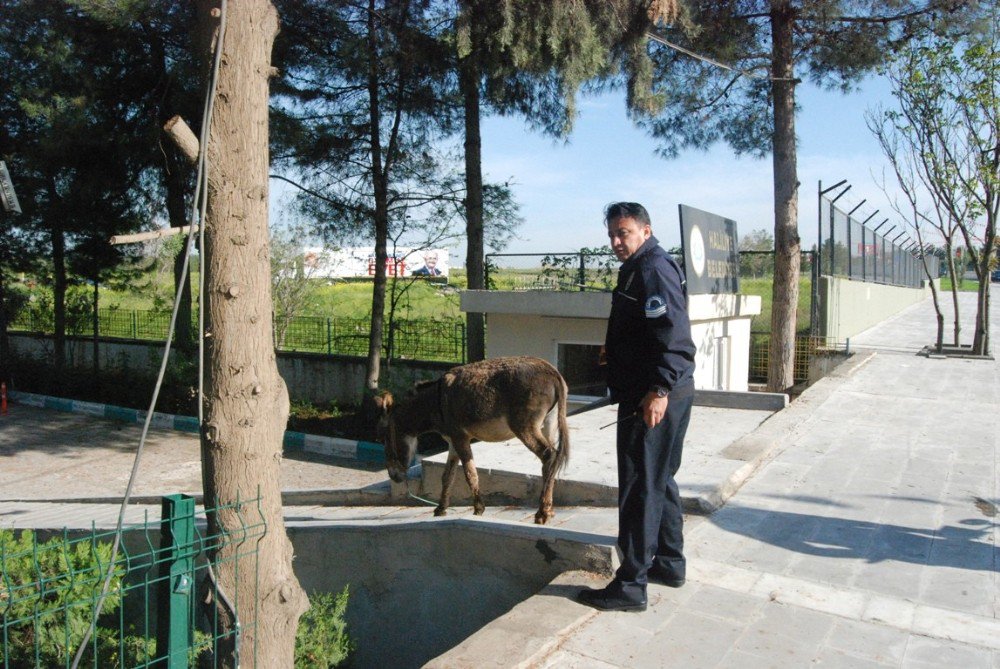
[70,2,230,666]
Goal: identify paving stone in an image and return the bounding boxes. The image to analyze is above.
[825,617,909,665]
[631,611,743,669]
[680,583,764,624]
[901,635,993,668]
[810,647,896,669]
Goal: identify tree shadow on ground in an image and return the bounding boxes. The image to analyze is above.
[710,501,998,572]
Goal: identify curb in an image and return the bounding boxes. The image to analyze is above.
[9,391,385,464]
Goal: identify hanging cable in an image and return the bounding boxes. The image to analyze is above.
[71,3,230,667]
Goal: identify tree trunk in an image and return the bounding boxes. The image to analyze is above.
[196,3,307,667]
[154,32,196,352]
[92,278,99,377]
[364,0,389,394]
[945,243,960,345]
[0,258,9,384]
[51,216,67,384]
[460,46,485,363]
[766,0,800,393]
[972,233,994,356]
[166,148,195,351]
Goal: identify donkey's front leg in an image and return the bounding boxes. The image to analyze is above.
[453,438,485,515]
[435,452,459,517]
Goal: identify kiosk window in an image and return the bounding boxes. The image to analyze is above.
[557,343,605,397]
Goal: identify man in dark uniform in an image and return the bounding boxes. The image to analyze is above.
[578,202,696,612]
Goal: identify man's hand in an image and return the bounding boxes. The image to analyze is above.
[640,391,669,429]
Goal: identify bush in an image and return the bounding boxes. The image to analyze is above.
[296,587,354,668]
[0,528,124,668]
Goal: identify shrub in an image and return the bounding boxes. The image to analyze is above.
[0,529,124,667]
[295,587,354,668]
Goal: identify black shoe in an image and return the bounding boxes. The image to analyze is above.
[577,584,647,612]
[648,566,685,588]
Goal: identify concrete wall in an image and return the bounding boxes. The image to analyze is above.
[461,290,761,392]
[818,276,933,343]
[689,294,760,392]
[7,333,451,405]
[288,521,612,669]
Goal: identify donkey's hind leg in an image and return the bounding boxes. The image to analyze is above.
[435,451,460,517]
[517,428,558,525]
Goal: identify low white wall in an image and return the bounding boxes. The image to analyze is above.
[689,294,760,392]
[818,276,932,343]
[460,290,760,392]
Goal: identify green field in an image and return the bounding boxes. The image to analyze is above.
[75,267,814,334]
[95,270,470,321]
[736,277,814,333]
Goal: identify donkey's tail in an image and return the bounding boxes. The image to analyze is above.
[553,376,571,476]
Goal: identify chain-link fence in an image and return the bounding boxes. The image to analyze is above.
[819,182,925,288]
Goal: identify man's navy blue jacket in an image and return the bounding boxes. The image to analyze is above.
[605,235,696,403]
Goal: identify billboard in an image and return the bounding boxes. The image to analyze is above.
[301,247,450,279]
[678,204,739,295]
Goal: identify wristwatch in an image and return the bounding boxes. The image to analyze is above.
[653,386,669,399]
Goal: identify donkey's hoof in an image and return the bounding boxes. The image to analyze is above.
[473,506,485,516]
[433,507,448,517]
[534,510,553,525]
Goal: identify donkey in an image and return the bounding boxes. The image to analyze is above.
[373,356,570,524]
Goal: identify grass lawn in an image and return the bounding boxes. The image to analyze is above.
[939,277,981,292]
[740,277,814,333]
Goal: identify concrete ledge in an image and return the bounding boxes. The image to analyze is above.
[9,391,386,464]
[425,570,602,669]
[695,388,788,411]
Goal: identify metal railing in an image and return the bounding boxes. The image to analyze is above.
[1,494,264,668]
[10,309,467,364]
[485,250,620,293]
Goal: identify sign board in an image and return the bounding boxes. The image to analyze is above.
[301,247,450,279]
[0,161,21,214]
[678,204,739,295]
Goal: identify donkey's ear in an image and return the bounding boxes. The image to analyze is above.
[373,390,393,413]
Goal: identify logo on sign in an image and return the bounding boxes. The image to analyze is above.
[689,224,706,277]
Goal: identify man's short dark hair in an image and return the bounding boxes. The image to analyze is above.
[604,202,651,228]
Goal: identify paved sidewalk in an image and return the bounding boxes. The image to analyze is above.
[494,291,998,668]
[2,291,997,668]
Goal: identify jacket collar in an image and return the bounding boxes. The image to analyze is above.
[620,234,659,273]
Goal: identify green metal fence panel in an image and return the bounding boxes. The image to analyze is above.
[1,495,264,668]
[8,307,468,363]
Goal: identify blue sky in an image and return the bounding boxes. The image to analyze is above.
[270,74,908,266]
[476,75,904,261]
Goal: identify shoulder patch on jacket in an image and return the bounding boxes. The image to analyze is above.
[644,295,667,319]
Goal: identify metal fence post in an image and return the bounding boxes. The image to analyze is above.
[327,318,332,355]
[156,493,196,669]
[458,321,466,363]
[578,252,586,291]
[132,311,138,340]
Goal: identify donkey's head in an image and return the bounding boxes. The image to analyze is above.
[373,391,415,483]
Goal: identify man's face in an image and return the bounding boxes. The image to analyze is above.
[425,252,438,267]
[607,216,651,262]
